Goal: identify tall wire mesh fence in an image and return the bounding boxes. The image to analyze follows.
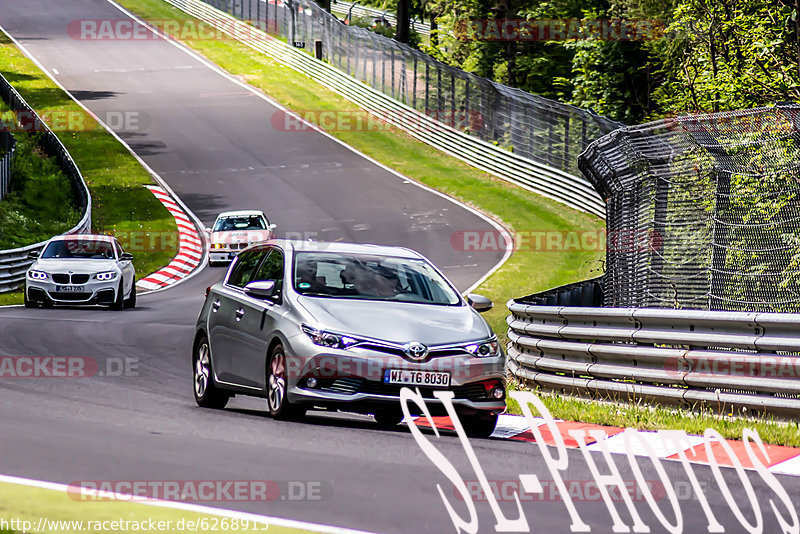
[580,104,800,312]
[203,0,621,177]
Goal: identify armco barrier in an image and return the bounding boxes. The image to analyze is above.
[507,292,800,417]
[0,130,14,201]
[161,0,609,217]
[0,73,91,293]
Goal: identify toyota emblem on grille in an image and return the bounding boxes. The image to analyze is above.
[403,342,428,361]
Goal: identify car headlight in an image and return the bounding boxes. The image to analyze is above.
[464,336,500,357]
[28,270,48,280]
[302,324,361,350]
[95,271,118,281]
[211,243,226,250]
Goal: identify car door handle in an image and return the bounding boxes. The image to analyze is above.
[211,300,221,312]
[235,308,245,321]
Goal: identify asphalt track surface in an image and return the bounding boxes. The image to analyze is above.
[0,1,799,533]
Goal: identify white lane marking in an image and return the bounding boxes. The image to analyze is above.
[0,25,209,295]
[0,474,377,534]
[52,68,59,74]
[770,454,800,477]
[101,0,513,294]
[585,429,705,458]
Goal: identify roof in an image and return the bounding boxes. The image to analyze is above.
[215,210,266,219]
[50,234,116,242]
[270,239,423,259]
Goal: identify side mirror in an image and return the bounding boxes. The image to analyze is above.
[27,250,40,260]
[120,252,134,261]
[245,280,277,300]
[205,227,212,234]
[268,224,277,231]
[467,293,493,313]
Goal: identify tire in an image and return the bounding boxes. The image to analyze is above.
[374,408,404,428]
[193,336,229,409]
[110,281,124,311]
[461,412,499,439]
[266,343,305,420]
[23,287,34,308]
[124,284,136,309]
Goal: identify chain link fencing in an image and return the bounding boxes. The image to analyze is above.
[580,104,800,312]
[206,0,622,179]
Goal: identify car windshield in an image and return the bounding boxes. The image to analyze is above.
[293,252,461,305]
[213,215,267,232]
[41,239,116,259]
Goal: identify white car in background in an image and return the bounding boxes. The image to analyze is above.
[207,210,276,266]
[24,234,136,310]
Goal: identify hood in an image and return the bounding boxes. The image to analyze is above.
[34,258,117,273]
[296,296,492,346]
[210,230,272,244]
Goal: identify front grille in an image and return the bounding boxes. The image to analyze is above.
[52,274,70,284]
[71,274,90,284]
[316,377,489,401]
[356,344,471,362]
[49,292,92,301]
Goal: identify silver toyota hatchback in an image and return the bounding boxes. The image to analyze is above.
[193,240,506,437]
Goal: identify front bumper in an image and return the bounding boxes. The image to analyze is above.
[26,277,120,305]
[285,337,507,414]
[209,250,239,263]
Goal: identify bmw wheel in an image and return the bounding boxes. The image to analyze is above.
[23,287,34,308]
[110,281,124,311]
[193,336,229,409]
[124,284,136,309]
[266,343,305,420]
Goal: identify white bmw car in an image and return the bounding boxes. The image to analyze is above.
[24,234,136,310]
[206,210,276,266]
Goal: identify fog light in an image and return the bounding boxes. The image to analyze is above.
[306,377,318,388]
[491,386,505,399]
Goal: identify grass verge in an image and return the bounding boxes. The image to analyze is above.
[115,0,799,446]
[0,129,80,249]
[0,481,319,534]
[0,30,178,304]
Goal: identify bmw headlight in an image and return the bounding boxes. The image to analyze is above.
[302,324,361,350]
[28,270,48,280]
[95,271,118,281]
[464,336,500,358]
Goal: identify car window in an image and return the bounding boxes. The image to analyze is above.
[227,250,267,288]
[252,248,284,297]
[114,241,123,258]
[41,239,115,260]
[293,252,461,305]
[213,215,267,232]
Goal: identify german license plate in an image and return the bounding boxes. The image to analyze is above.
[55,286,82,292]
[383,369,450,387]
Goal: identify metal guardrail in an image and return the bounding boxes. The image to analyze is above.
[0,73,92,293]
[329,1,431,35]
[164,0,607,217]
[0,130,14,201]
[507,288,800,417]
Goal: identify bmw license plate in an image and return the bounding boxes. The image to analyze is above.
[55,286,82,292]
[384,369,450,387]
